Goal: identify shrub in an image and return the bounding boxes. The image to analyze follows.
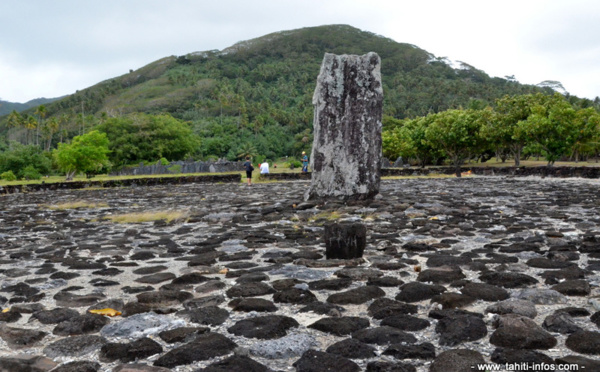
[159,157,169,166]
[0,170,17,181]
[168,164,182,174]
[22,165,42,180]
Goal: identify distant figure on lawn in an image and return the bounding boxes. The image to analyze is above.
[301,152,309,173]
[260,161,270,174]
[243,156,254,186]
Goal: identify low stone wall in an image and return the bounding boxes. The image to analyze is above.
[111,160,244,176]
[382,166,600,178]
[0,174,241,194]
[259,173,312,181]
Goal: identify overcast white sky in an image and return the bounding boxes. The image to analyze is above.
[1,0,599,103]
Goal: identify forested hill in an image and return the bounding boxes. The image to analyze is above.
[0,97,59,116]
[2,24,594,161]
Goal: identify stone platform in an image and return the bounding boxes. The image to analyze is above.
[0,177,599,371]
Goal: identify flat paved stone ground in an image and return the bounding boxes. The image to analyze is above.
[0,177,599,372]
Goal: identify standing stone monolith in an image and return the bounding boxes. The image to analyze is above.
[306,52,383,201]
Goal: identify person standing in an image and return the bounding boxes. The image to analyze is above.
[243,156,254,185]
[301,151,309,173]
[260,161,270,174]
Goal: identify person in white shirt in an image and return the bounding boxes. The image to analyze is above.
[260,162,270,174]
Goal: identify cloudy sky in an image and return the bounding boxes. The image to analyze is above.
[1,0,599,103]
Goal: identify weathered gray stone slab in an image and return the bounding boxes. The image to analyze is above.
[307,52,383,201]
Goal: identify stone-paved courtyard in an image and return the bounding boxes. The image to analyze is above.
[0,177,599,371]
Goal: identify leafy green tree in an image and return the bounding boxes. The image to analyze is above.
[95,113,200,167]
[518,94,577,165]
[53,130,110,180]
[383,115,445,167]
[570,107,600,162]
[425,109,485,176]
[0,142,52,179]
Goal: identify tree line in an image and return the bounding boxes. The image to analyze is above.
[382,93,600,176]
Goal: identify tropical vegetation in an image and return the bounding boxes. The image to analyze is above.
[1,25,599,180]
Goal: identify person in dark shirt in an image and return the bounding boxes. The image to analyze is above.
[243,156,254,185]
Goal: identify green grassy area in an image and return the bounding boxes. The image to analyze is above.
[3,159,598,188]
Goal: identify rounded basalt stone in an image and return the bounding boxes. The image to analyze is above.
[273,288,318,304]
[435,313,487,346]
[228,315,299,339]
[555,355,600,371]
[158,326,209,344]
[308,278,353,291]
[351,326,417,345]
[366,361,416,372]
[429,349,485,372]
[293,349,360,372]
[383,342,436,360]
[53,291,106,307]
[51,360,101,372]
[551,280,591,296]
[229,298,278,312]
[426,255,472,267]
[52,313,110,336]
[309,317,370,337]
[183,295,226,310]
[479,271,538,288]
[430,292,475,309]
[491,348,554,365]
[0,355,58,371]
[135,272,177,284]
[170,272,211,286]
[592,311,600,327]
[136,290,193,307]
[395,282,446,303]
[0,310,22,323]
[512,288,567,305]
[99,337,163,363]
[380,314,430,331]
[460,282,509,301]
[540,266,586,285]
[526,257,575,269]
[225,282,276,298]
[0,324,47,349]
[490,314,557,350]
[417,266,465,283]
[195,280,226,294]
[326,338,376,359]
[485,298,537,318]
[271,278,304,291]
[299,302,345,316]
[367,276,404,287]
[91,268,123,276]
[542,312,582,334]
[186,306,229,326]
[199,355,271,372]
[565,330,600,355]
[132,265,167,275]
[335,267,384,281]
[43,334,107,358]
[122,285,154,294]
[153,332,237,368]
[327,285,385,305]
[368,298,418,319]
[129,251,157,261]
[236,272,270,283]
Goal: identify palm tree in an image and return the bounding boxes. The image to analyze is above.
[237,142,258,160]
[34,105,47,147]
[7,110,25,144]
